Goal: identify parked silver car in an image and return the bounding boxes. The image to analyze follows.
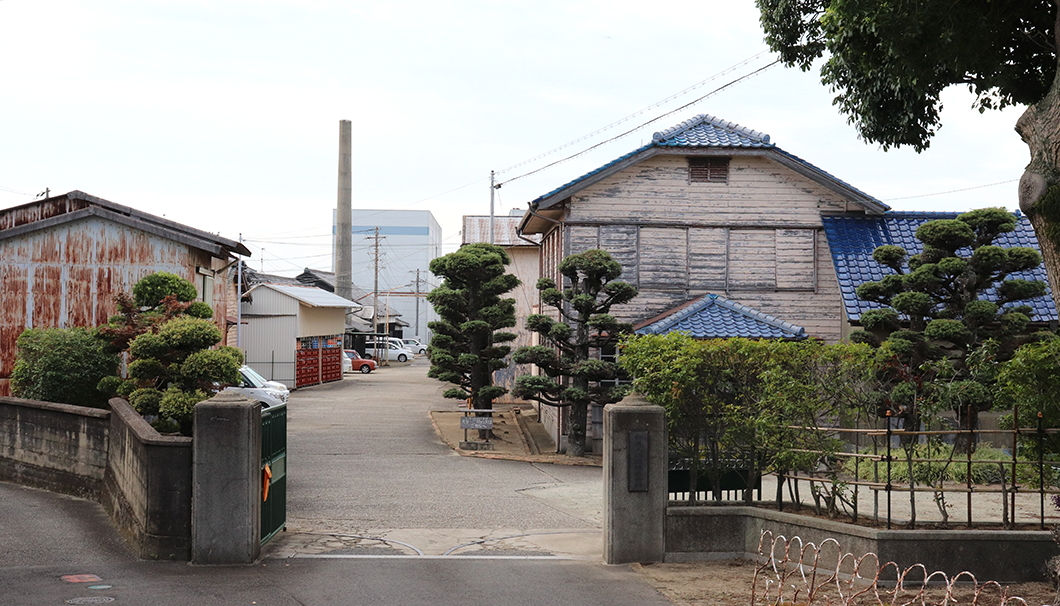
[364,340,413,363]
[402,338,427,355]
[224,365,289,409]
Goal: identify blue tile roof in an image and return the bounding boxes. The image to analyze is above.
[528,114,886,211]
[634,293,807,340]
[651,114,773,148]
[820,212,1057,323]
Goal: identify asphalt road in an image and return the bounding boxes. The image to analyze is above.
[0,359,670,606]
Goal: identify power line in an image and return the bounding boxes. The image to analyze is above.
[498,59,781,187]
[0,185,34,196]
[497,50,773,176]
[883,179,1018,201]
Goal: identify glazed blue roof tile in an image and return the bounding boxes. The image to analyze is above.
[635,294,806,340]
[651,114,773,148]
[821,212,1057,323]
[528,114,886,210]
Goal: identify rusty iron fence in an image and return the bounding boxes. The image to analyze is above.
[752,531,1031,606]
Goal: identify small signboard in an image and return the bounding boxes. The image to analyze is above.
[460,416,494,430]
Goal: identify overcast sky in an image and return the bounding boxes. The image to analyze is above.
[0,1,1031,280]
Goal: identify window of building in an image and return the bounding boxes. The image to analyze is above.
[196,267,214,308]
[688,157,729,184]
[600,345,632,389]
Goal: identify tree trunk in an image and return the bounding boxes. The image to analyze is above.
[1017,5,1060,308]
[567,309,592,457]
[568,401,588,457]
[952,406,979,455]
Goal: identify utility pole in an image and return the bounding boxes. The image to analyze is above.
[414,268,421,338]
[237,233,243,349]
[368,227,383,334]
[489,170,495,245]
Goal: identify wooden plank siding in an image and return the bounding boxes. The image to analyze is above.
[599,225,638,284]
[688,228,727,289]
[775,229,816,291]
[728,230,775,290]
[568,155,848,226]
[545,152,854,343]
[638,227,688,287]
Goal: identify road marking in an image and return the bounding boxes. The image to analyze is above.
[61,575,102,583]
[289,554,576,560]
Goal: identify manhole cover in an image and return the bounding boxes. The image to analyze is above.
[65,597,115,604]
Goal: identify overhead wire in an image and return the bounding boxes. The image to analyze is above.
[497,58,781,187]
[0,185,34,196]
[496,50,773,176]
[882,179,1018,202]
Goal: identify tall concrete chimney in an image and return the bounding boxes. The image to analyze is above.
[335,120,353,301]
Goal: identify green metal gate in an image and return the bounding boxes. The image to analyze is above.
[261,403,287,544]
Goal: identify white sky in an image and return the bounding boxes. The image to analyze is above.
[0,1,1031,278]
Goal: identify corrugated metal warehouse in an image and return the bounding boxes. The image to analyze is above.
[0,191,250,397]
[240,283,359,389]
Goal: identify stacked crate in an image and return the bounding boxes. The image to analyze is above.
[295,335,344,388]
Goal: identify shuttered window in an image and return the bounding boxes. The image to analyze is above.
[688,157,729,183]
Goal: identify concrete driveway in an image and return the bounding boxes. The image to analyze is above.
[0,360,680,606]
[269,358,604,559]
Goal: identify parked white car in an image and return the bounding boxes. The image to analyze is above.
[224,365,290,409]
[402,338,427,355]
[364,340,413,363]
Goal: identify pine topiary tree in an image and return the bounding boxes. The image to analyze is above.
[96,272,240,434]
[851,208,1053,450]
[511,249,637,457]
[426,243,520,428]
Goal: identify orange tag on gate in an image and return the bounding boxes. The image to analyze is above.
[263,464,272,502]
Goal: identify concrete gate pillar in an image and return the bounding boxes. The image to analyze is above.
[603,391,666,564]
[192,392,262,564]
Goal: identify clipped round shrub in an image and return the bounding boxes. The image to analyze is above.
[891,291,934,316]
[96,375,124,399]
[860,308,900,332]
[964,300,999,324]
[129,332,168,360]
[181,349,241,385]
[872,245,907,268]
[116,379,138,398]
[185,301,214,319]
[215,345,245,367]
[128,388,164,416]
[158,387,209,434]
[848,330,879,346]
[915,219,975,252]
[128,358,167,381]
[133,272,197,308]
[159,317,222,352]
[925,319,972,344]
[970,245,1007,273]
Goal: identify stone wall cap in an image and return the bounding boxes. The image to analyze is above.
[605,392,663,410]
[201,391,257,406]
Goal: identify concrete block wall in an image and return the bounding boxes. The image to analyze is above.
[0,395,193,561]
[102,398,192,560]
[0,396,110,499]
[665,506,1060,584]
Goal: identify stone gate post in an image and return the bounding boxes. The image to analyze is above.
[604,391,666,564]
[192,391,261,564]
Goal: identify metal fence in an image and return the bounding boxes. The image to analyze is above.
[668,421,1060,530]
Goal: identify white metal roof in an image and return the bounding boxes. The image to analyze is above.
[248,283,361,309]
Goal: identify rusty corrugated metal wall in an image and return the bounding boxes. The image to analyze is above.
[0,210,232,397]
